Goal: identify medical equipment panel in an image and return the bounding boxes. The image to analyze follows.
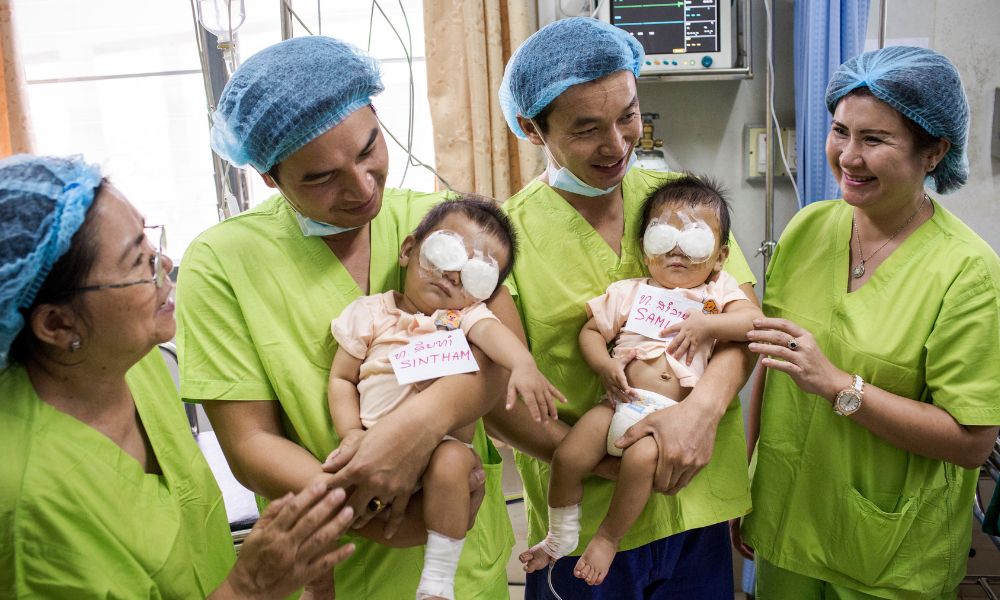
[598,0,736,75]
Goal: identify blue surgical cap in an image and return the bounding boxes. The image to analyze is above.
[0,154,102,367]
[211,36,384,173]
[825,46,970,194]
[499,17,644,139]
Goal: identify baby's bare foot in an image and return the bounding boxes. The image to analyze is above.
[519,543,556,573]
[573,536,617,586]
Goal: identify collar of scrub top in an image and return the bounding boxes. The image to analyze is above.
[417,229,500,302]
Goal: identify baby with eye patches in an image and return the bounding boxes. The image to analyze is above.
[519,174,763,586]
[327,195,565,600]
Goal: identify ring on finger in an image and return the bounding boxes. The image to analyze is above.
[367,497,387,514]
[787,338,799,350]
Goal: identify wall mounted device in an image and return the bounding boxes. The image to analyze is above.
[744,125,796,182]
[597,0,736,75]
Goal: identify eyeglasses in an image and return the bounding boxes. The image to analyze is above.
[69,225,168,294]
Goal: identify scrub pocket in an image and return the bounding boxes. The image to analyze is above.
[456,439,515,600]
[469,440,515,570]
[831,486,917,587]
[708,402,753,502]
[889,485,955,592]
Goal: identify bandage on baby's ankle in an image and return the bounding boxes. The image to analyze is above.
[416,530,466,600]
[537,504,581,560]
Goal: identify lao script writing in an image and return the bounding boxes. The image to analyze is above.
[622,283,704,341]
[389,329,480,384]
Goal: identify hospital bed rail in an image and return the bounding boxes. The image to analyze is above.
[962,436,1000,598]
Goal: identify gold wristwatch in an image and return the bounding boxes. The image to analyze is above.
[834,374,864,416]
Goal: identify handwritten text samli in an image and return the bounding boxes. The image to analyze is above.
[623,284,705,341]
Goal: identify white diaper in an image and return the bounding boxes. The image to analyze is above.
[606,389,678,457]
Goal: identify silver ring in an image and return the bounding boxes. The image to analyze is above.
[787,339,799,350]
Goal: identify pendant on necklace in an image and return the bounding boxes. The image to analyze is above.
[851,263,866,279]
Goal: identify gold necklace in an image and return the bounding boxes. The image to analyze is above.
[851,194,928,279]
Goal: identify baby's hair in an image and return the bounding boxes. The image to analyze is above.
[640,173,732,245]
[410,193,519,287]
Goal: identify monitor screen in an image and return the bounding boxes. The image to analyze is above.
[612,0,720,54]
[601,0,735,74]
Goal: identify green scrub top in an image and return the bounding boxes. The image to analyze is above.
[744,199,1000,599]
[0,350,235,598]
[502,167,757,553]
[176,189,513,599]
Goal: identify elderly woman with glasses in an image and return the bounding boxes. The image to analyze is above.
[0,154,357,598]
[740,47,1000,599]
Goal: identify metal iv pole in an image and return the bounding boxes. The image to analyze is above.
[877,0,888,48]
[189,0,251,219]
[758,1,777,287]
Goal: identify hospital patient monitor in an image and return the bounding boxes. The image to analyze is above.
[597,0,736,75]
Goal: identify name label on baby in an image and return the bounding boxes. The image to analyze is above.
[389,330,480,384]
[623,284,704,340]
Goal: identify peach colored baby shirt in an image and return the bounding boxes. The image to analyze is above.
[586,271,747,388]
[332,291,498,427]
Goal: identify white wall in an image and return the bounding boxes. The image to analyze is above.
[872,0,1000,251]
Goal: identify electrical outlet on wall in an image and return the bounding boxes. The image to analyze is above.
[745,125,796,181]
[785,133,797,173]
[749,127,767,176]
[992,88,1000,160]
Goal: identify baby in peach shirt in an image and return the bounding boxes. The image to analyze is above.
[328,196,563,600]
[520,175,763,587]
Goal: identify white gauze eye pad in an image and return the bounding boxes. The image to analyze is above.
[643,222,679,256]
[677,225,716,263]
[460,257,499,301]
[420,230,468,271]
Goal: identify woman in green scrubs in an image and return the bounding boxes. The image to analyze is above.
[741,47,1000,599]
[176,36,515,598]
[0,155,356,598]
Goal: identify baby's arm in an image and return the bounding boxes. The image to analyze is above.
[705,299,765,342]
[580,316,636,405]
[664,299,764,364]
[465,319,566,422]
[328,347,366,442]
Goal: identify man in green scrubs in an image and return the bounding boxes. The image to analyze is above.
[177,36,512,598]
[487,18,758,598]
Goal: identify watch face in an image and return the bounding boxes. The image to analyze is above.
[836,390,862,414]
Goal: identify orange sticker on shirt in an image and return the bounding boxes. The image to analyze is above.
[435,309,463,331]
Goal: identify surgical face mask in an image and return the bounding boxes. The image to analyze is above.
[533,119,636,197]
[642,216,717,264]
[292,208,363,237]
[418,230,500,302]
